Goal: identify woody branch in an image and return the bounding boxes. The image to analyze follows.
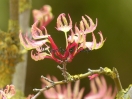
[31,67,122,99]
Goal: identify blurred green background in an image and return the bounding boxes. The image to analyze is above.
[1,0,132,98]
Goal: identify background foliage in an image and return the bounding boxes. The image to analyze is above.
[0,0,132,98]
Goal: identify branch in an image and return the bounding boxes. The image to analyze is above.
[31,67,122,99]
[31,76,67,99]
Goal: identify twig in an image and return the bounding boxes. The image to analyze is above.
[57,65,71,81]
[31,78,67,99]
[113,67,122,91]
[62,62,67,79]
[31,67,123,99]
[57,62,68,80]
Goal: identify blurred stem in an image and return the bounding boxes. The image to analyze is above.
[9,0,18,20]
[8,0,19,34]
[0,0,19,88]
[12,0,32,93]
[19,0,31,13]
